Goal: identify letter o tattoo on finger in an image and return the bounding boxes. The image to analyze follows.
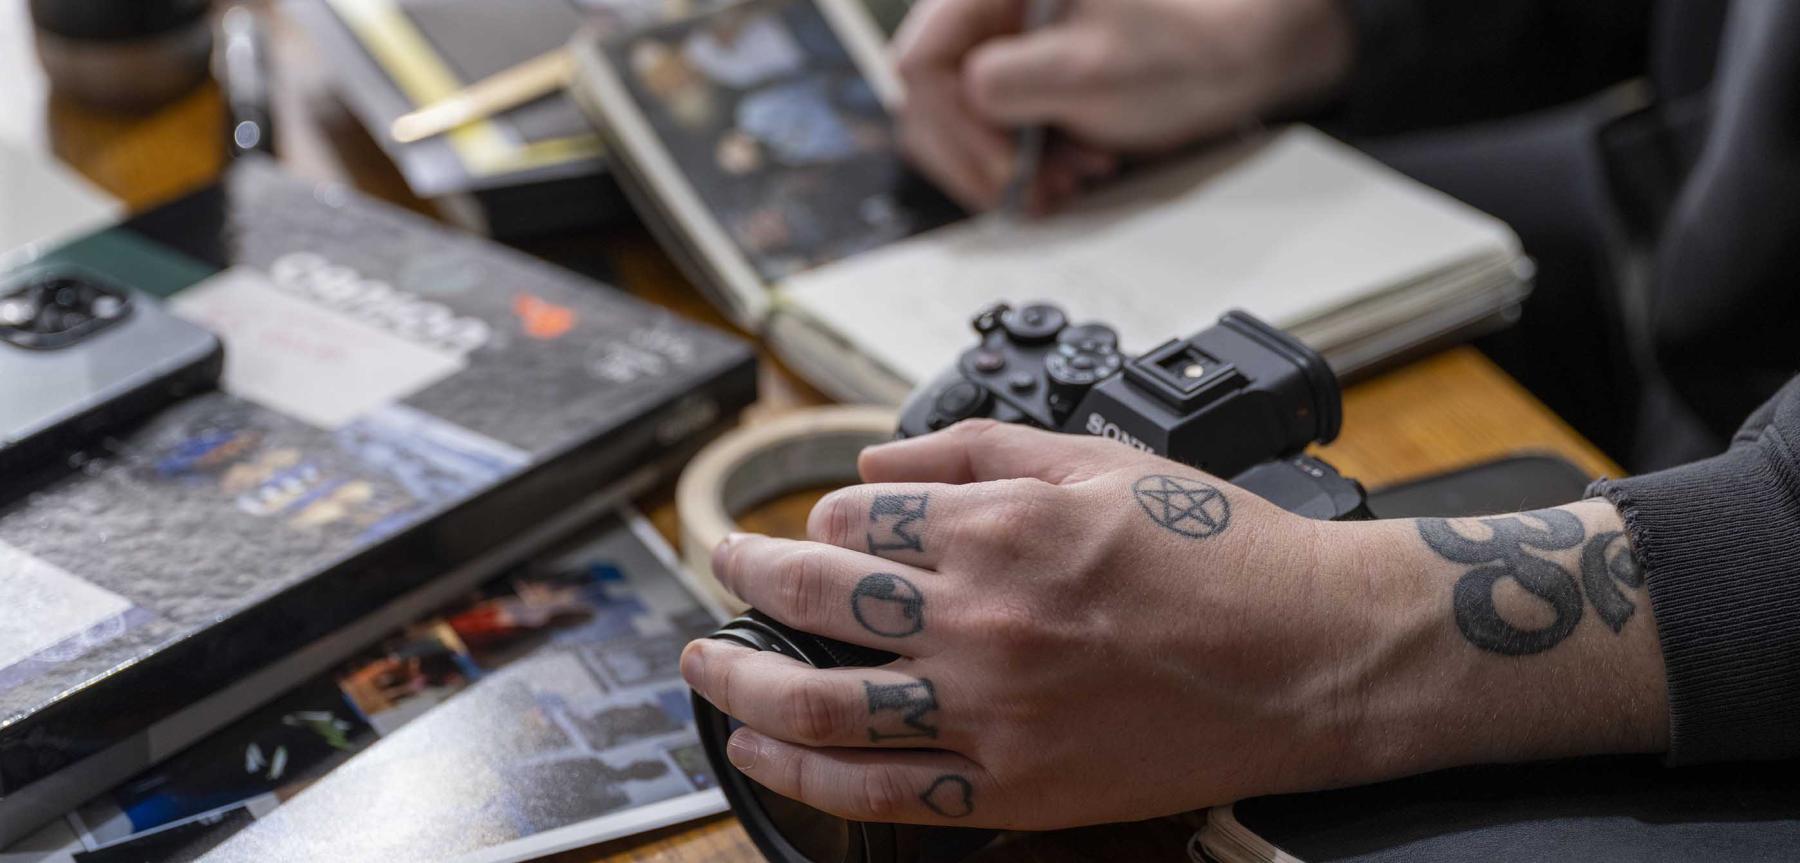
[850,573,926,638]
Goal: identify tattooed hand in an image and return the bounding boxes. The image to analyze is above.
[681,421,1671,829]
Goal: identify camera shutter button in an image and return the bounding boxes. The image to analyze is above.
[1000,303,1066,344]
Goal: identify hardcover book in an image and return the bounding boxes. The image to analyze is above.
[0,159,756,845]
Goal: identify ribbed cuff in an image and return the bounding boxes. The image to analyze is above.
[1588,425,1800,764]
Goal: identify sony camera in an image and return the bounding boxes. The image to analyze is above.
[694,303,1368,863]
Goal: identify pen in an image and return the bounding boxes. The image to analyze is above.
[390,48,574,145]
[998,0,1065,217]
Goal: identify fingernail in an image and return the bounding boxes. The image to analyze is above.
[727,731,760,770]
[680,641,707,689]
[722,532,749,548]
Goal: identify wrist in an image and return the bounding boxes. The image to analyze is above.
[1316,503,1671,785]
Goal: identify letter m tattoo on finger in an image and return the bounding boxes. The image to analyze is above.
[865,678,940,742]
[868,494,928,553]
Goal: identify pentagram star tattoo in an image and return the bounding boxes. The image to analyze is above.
[1133,475,1231,539]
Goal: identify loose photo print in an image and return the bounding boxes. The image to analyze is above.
[604,0,961,282]
[14,514,723,863]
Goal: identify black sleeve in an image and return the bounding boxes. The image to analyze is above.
[1588,376,1800,764]
[1324,0,1654,135]
[1645,1,1800,444]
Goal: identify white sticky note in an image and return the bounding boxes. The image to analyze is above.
[0,541,133,674]
[171,268,465,429]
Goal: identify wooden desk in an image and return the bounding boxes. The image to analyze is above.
[22,5,1617,860]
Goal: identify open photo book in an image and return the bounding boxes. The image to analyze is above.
[567,0,1531,403]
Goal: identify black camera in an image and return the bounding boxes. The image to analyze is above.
[896,303,1367,520]
[694,304,1368,863]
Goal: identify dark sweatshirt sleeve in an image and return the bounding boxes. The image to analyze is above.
[1588,377,1800,764]
[1325,0,1653,135]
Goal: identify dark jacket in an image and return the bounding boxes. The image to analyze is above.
[1338,0,1800,466]
[1592,377,1800,764]
[1339,0,1800,763]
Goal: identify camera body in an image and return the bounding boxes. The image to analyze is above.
[697,303,1368,863]
[897,303,1367,521]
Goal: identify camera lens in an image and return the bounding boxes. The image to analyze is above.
[693,612,995,863]
[0,270,134,350]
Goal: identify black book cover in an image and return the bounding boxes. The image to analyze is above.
[0,159,755,837]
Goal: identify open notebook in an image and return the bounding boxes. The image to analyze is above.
[569,0,1529,403]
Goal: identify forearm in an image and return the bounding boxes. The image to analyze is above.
[1322,0,1653,135]
[1322,499,1669,783]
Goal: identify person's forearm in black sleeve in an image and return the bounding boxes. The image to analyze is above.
[1328,0,1654,135]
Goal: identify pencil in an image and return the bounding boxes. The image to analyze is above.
[998,0,1066,217]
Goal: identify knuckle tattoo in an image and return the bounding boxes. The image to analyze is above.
[919,774,976,819]
[864,677,940,742]
[867,493,929,554]
[850,572,927,638]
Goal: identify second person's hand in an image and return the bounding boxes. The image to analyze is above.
[893,0,1356,211]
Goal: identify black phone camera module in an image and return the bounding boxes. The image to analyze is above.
[0,269,136,350]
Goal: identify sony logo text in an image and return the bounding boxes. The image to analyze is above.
[1085,413,1156,454]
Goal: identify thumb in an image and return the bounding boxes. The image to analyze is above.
[962,26,1097,127]
[858,419,1131,486]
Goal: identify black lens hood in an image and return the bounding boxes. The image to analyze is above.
[693,613,995,863]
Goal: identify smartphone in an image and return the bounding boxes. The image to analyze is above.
[1367,454,1596,519]
[1,265,224,481]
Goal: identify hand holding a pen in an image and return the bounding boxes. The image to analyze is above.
[894,0,1355,212]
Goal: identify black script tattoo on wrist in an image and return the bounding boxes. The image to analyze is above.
[1133,475,1231,540]
[920,774,975,818]
[868,494,928,553]
[1419,511,1647,655]
[1581,531,1645,632]
[865,678,939,742]
[850,573,926,638]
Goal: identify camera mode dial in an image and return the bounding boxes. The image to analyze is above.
[1045,340,1123,419]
